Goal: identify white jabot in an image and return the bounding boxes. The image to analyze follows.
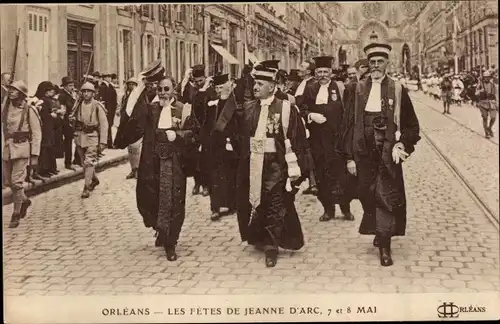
[294,76,313,97]
[157,97,175,129]
[315,81,331,105]
[208,99,219,106]
[365,77,385,112]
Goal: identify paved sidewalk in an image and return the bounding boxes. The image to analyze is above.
[2,127,128,205]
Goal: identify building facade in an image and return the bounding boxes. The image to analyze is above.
[0,4,249,94]
[405,0,498,74]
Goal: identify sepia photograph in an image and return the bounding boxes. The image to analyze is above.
[2,1,499,322]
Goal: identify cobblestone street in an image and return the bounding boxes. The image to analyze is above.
[3,96,499,296]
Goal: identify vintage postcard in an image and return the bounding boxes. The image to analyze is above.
[2,1,499,323]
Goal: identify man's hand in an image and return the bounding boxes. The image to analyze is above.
[347,160,356,176]
[392,142,409,164]
[166,130,177,142]
[50,112,57,118]
[183,68,193,81]
[309,113,327,124]
[30,155,38,166]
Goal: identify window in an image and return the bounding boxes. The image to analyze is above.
[29,14,33,30]
[193,43,199,65]
[165,39,172,76]
[140,5,153,19]
[180,5,187,23]
[159,4,171,25]
[180,41,186,74]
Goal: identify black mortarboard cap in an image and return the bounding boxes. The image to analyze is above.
[213,73,229,86]
[313,56,334,69]
[192,64,205,77]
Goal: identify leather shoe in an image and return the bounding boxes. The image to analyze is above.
[319,211,334,222]
[9,213,21,229]
[192,186,200,195]
[343,212,355,221]
[379,247,393,267]
[20,199,32,218]
[201,187,209,197]
[210,211,222,221]
[165,246,178,261]
[373,236,379,247]
[265,249,278,268]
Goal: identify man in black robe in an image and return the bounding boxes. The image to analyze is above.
[102,73,118,148]
[192,66,217,197]
[204,74,240,221]
[234,64,255,107]
[341,42,421,266]
[235,60,310,267]
[294,60,318,195]
[116,71,199,261]
[300,56,354,222]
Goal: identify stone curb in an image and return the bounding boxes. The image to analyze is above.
[2,153,129,206]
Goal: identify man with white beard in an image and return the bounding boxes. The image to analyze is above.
[341,41,421,266]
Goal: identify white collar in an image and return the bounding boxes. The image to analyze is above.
[260,95,275,106]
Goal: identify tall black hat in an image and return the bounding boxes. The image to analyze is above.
[312,56,334,69]
[213,73,229,86]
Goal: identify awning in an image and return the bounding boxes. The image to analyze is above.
[245,50,259,64]
[210,44,240,65]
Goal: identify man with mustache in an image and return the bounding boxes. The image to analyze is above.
[340,41,421,266]
[204,74,240,221]
[300,56,353,222]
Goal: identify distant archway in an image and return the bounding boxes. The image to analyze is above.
[357,20,390,57]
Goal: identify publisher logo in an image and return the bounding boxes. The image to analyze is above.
[437,302,459,319]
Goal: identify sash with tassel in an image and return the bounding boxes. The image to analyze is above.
[248,99,302,226]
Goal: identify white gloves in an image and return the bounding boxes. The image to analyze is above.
[165,130,176,142]
[308,113,327,124]
[347,160,356,176]
[392,142,409,164]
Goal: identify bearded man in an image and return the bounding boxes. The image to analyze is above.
[341,41,421,266]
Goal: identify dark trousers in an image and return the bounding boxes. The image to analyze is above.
[63,123,74,166]
[106,111,115,147]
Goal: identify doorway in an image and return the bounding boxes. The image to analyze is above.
[67,20,94,87]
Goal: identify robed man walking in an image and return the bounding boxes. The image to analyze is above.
[204,74,240,221]
[341,41,421,266]
[235,60,311,267]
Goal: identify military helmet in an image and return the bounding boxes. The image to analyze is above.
[80,82,96,92]
[7,80,29,97]
[126,77,138,85]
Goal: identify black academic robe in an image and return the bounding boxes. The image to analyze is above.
[117,98,199,246]
[113,89,149,149]
[341,76,421,237]
[176,82,198,105]
[192,85,217,186]
[234,75,255,107]
[300,81,349,209]
[205,93,240,211]
[235,97,309,250]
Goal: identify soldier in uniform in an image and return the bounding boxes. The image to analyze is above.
[341,41,421,266]
[71,82,109,198]
[300,56,354,222]
[2,80,42,228]
[476,70,498,138]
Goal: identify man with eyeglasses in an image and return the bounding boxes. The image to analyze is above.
[234,60,310,267]
[341,41,421,267]
[117,74,200,261]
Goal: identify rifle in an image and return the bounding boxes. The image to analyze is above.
[1,28,20,111]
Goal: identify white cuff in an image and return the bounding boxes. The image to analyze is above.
[288,166,301,178]
[307,113,313,124]
[285,152,298,163]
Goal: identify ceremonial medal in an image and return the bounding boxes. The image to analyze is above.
[331,89,338,101]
